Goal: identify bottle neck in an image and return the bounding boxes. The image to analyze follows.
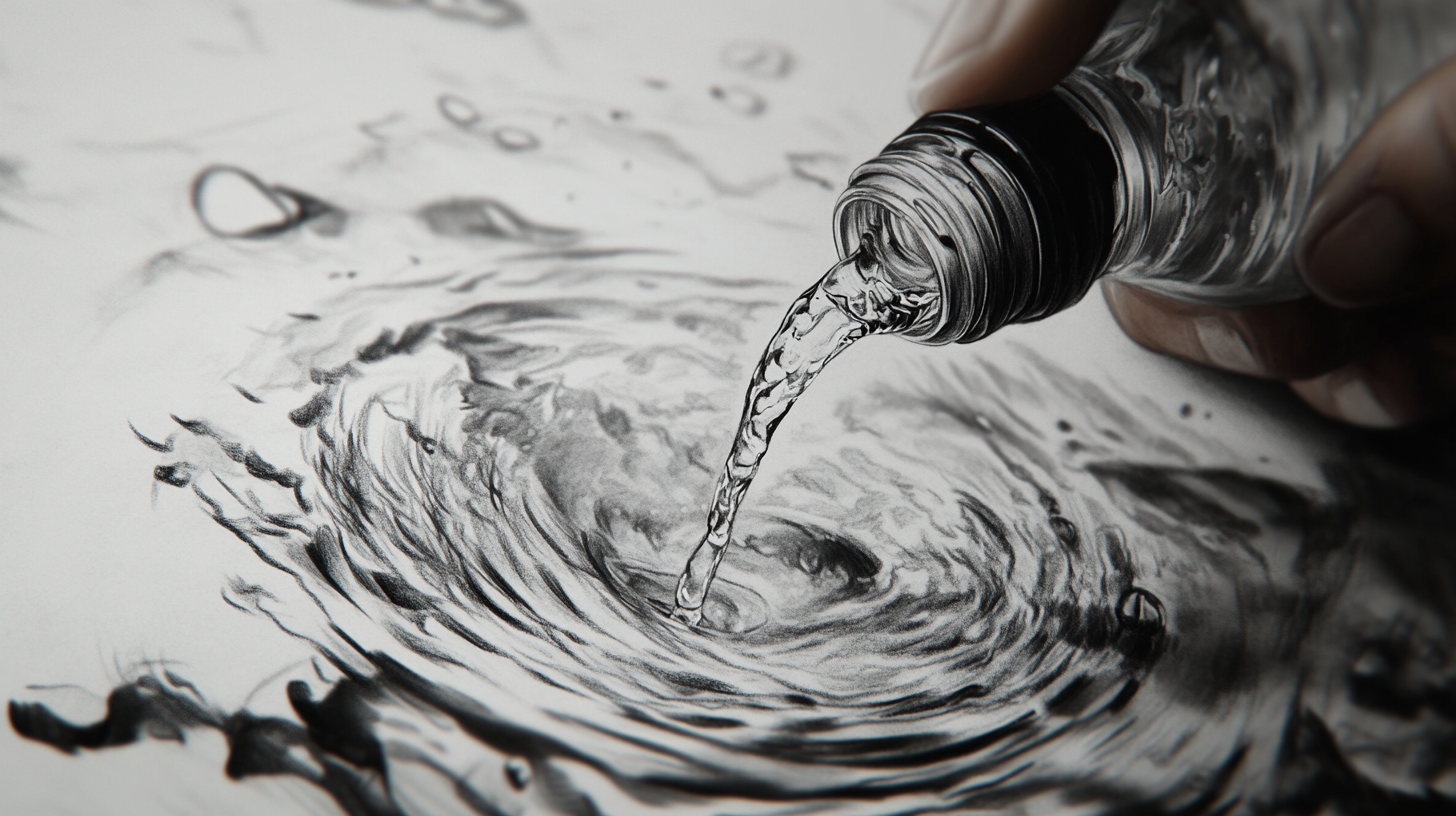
[833,88,1119,345]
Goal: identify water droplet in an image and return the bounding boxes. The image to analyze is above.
[438,93,481,128]
[1118,588,1164,630]
[721,41,794,79]
[493,126,540,152]
[192,166,294,238]
[710,84,766,117]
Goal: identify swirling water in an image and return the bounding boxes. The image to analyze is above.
[13,248,1456,815]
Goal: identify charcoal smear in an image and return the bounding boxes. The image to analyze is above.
[15,256,1456,815]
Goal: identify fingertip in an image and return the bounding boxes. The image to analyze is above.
[1289,337,1456,428]
[908,0,1119,113]
[1298,192,1431,309]
[1101,279,1200,359]
[1289,369,1404,428]
[1102,281,1265,374]
[1102,280,1388,380]
[1296,56,1456,308]
[909,0,1007,114]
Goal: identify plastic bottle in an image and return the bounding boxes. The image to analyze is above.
[834,0,1456,346]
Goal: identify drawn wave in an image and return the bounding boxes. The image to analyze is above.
[13,256,1456,815]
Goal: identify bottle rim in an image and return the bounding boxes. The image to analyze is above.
[833,117,1042,345]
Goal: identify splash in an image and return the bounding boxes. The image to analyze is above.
[673,223,938,623]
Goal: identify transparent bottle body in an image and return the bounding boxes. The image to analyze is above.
[1070,0,1456,305]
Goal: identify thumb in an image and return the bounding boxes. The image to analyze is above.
[909,0,1120,114]
[1296,56,1456,308]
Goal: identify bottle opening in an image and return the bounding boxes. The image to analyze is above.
[833,198,948,341]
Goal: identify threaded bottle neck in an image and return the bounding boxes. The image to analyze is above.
[833,91,1119,345]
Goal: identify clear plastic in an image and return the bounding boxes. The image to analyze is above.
[1072,0,1456,304]
[836,0,1456,347]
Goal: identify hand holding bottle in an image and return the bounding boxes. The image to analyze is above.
[910,0,1456,428]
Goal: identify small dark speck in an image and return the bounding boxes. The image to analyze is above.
[346,271,358,279]
[329,272,341,279]
[504,757,531,790]
[1179,403,1193,418]
[1259,455,1270,463]
[610,109,630,122]
[1056,420,1072,432]
[1204,411,1212,419]
[289,312,321,321]
[644,78,668,90]
[410,256,420,265]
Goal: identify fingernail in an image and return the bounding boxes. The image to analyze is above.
[1291,371,1401,428]
[1194,316,1261,374]
[909,0,1007,112]
[913,0,1005,79]
[1329,375,1399,428]
[1301,193,1426,307]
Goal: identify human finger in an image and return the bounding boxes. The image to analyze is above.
[1101,280,1395,381]
[1288,303,1456,427]
[1295,56,1456,309]
[908,0,1121,114]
